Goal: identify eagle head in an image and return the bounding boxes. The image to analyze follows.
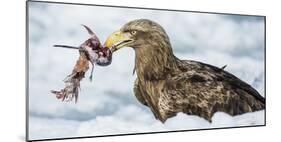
[104,19,177,81]
[104,19,171,52]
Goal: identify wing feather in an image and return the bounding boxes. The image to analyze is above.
[154,60,265,122]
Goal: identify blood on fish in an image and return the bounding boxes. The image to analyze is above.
[51,25,114,103]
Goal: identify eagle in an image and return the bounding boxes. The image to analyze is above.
[104,19,265,123]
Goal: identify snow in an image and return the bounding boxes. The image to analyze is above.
[28,1,265,140]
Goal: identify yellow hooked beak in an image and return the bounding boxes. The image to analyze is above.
[104,30,133,51]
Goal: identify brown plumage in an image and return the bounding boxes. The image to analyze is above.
[105,19,265,123]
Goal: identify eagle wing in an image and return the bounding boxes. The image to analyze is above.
[134,60,265,122]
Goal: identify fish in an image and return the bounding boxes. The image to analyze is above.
[51,25,115,103]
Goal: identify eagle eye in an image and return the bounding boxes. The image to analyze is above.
[130,30,137,35]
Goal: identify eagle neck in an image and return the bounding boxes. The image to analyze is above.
[134,42,178,81]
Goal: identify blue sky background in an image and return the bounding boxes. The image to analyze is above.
[28,2,265,140]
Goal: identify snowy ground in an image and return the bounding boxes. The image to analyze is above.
[28,1,265,140]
